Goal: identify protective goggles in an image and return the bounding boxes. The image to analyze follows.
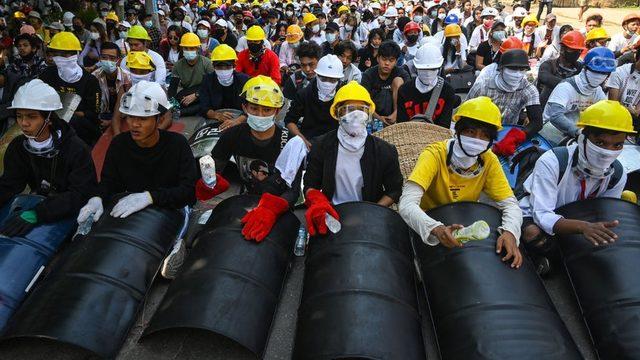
[586,56,616,72]
[244,84,284,108]
[336,104,372,123]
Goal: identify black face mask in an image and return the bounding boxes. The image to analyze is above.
[243,19,253,26]
[214,28,225,37]
[278,35,286,41]
[406,34,419,43]
[248,42,263,54]
[73,24,83,32]
[173,13,185,21]
[562,49,581,64]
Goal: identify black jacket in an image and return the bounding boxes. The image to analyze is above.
[198,71,249,116]
[0,120,97,222]
[537,58,582,108]
[39,65,101,124]
[284,78,339,140]
[304,130,403,203]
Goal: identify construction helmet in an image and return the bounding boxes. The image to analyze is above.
[210,44,238,61]
[577,100,636,134]
[120,80,171,117]
[499,36,524,53]
[512,7,527,17]
[48,32,82,51]
[585,27,610,42]
[9,79,63,111]
[384,7,398,17]
[106,11,119,22]
[14,11,26,20]
[414,43,444,69]
[127,51,155,70]
[338,5,350,14]
[330,81,376,119]
[453,96,503,131]
[622,13,640,27]
[127,25,152,41]
[286,25,303,43]
[444,24,462,38]
[584,47,616,73]
[302,13,318,25]
[315,54,344,78]
[241,75,284,108]
[621,190,638,204]
[480,7,498,18]
[246,25,266,41]
[561,30,586,50]
[444,14,459,25]
[521,14,539,27]
[180,32,201,47]
[499,49,530,70]
[404,21,421,34]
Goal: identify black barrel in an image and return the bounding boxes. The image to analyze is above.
[293,202,425,360]
[556,198,640,359]
[2,206,184,358]
[415,202,581,360]
[143,195,300,358]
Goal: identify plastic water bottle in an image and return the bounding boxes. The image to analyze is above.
[76,216,94,236]
[452,220,491,244]
[294,225,308,256]
[325,213,341,234]
[199,155,216,188]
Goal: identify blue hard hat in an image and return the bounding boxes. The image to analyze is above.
[444,14,459,25]
[583,47,616,73]
[214,8,224,17]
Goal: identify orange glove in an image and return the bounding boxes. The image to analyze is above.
[304,189,340,236]
[493,128,526,157]
[241,193,289,242]
[195,174,230,201]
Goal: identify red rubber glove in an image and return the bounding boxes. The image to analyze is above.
[195,174,230,201]
[492,128,527,157]
[241,193,289,242]
[304,189,340,236]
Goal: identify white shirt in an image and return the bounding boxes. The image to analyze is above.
[539,43,560,65]
[545,81,607,124]
[119,49,167,87]
[606,63,640,109]
[608,33,637,53]
[235,37,272,52]
[519,144,626,235]
[534,25,560,46]
[332,144,364,205]
[469,25,490,51]
[342,63,362,84]
[278,41,298,67]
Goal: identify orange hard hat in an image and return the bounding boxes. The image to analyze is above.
[561,30,587,50]
[622,13,640,26]
[403,21,421,34]
[499,36,524,53]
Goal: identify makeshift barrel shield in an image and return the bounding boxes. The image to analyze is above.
[555,198,640,359]
[497,125,553,188]
[293,202,426,359]
[373,121,452,180]
[143,195,299,357]
[189,109,242,159]
[0,195,74,332]
[415,202,581,360]
[2,205,183,358]
[618,144,640,194]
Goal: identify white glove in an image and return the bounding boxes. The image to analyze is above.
[110,192,153,218]
[77,197,104,223]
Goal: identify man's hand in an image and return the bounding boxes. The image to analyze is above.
[214,111,234,122]
[219,117,240,131]
[181,93,197,106]
[496,231,522,269]
[537,39,549,48]
[581,220,619,246]
[431,224,464,248]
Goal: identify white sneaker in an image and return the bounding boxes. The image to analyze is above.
[161,238,186,280]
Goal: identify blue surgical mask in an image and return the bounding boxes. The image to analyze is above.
[197,29,209,38]
[184,50,197,61]
[99,60,117,74]
[247,113,275,132]
[326,32,337,43]
[144,20,153,28]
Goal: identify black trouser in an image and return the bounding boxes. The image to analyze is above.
[520,0,531,11]
[70,115,101,148]
[536,1,553,21]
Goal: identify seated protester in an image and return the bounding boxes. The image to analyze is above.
[398,96,523,268]
[119,25,167,88]
[476,36,524,83]
[431,14,466,48]
[321,22,341,56]
[399,21,421,62]
[283,41,321,100]
[538,31,585,108]
[475,21,506,71]
[608,14,639,58]
[112,52,172,136]
[40,32,102,147]
[0,33,47,109]
[199,44,250,129]
[517,15,544,59]
[429,6,447,37]
[340,14,361,46]
[607,48,640,126]
[519,101,634,275]
[0,80,97,237]
[505,6,526,37]
[361,41,410,125]
[167,33,214,117]
[141,13,162,52]
[78,19,108,71]
[469,7,498,53]
[539,24,575,64]
[92,42,129,130]
[543,47,616,139]
[441,24,468,74]
[357,28,384,72]
[195,20,219,57]
[467,49,542,156]
[397,44,461,127]
[115,21,132,55]
[534,13,561,57]
[335,40,362,85]
[77,80,197,279]
[159,25,183,72]
[303,81,403,235]
[235,31,273,53]
[285,54,344,148]
[212,19,238,49]
[278,25,304,72]
[236,26,282,85]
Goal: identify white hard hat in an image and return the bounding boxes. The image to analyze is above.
[197,19,211,29]
[512,7,527,17]
[315,54,344,78]
[395,2,404,8]
[9,79,63,111]
[370,2,381,9]
[481,7,499,18]
[121,21,132,29]
[119,80,171,117]
[425,1,438,10]
[384,7,398,17]
[413,43,444,70]
[63,11,75,27]
[215,19,228,27]
[447,8,461,17]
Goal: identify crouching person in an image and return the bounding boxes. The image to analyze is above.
[399,97,523,269]
[77,80,198,279]
[0,79,97,236]
[519,100,634,275]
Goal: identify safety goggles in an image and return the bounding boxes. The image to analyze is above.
[586,56,616,71]
[244,84,283,108]
[337,104,372,123]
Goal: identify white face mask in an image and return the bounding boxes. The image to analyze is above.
[215,68,234,86]
[119,30,129,39]
[413,15,423,23]
[90,32,100,40]
[326,32,337,43]
[247,113,275,132]
[311,24,320,33]
[585,70,609,90]
[416,69,439,93]
[130,72,153,85]
[450,38,459,46]
[451,135,489,169]
[53,55,83,83]
[495,67,526,92]
[578,134,622,177]
[437,13,446,20]
[338,110,369,151]
[345,24,353,31]
[197,29,209,38]
[317,78,338,102]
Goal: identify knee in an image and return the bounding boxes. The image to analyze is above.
[522,224,543,244]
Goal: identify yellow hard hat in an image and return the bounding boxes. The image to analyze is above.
[577,100,637,134]
[338,5,350,14]
[241,75,284,108]
[211,44,238,61]
[209,3,219,9]
[622,190,638,204]
[48,32,82,51]
[251,0,260,6]
[180,32,201,47]
[330,81,376,120]
[127,25,152,41]
[303,13,318,25]
[14,11,26,19]
[453,96,503,130]
[521,14,539,27]
[421,23,431,35]
[198,0,204,7]
[127,51,155,70]
[286,24,303,43]
[245,25,266,41]
[106,11,119,22]
[444,24,462,38]
[585,27,610,42]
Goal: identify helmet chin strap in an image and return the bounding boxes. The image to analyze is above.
[26,112,52,140]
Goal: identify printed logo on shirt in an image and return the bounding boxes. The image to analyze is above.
[403,99,445,120]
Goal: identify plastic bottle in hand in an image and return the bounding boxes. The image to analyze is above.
[199,155,216,188]
[452,220,490,244]
[325,213,341,233]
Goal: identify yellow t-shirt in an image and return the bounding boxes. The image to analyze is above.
[408,140,514,210]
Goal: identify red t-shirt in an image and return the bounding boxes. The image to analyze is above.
[235,48,282,85]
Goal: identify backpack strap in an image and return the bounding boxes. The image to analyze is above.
[607,160,624,190]
[423,77,444,122]
[551,146,573,185]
